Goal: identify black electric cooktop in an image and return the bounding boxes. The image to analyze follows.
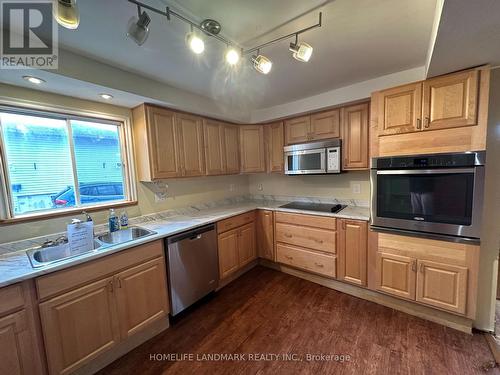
[279,201,347,214]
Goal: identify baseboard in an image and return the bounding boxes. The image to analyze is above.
[259,259,473,334]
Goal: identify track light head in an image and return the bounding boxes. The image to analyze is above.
[127,11,151,46]
[53,0,80,29]
[252,54,272,74]
[225,48,240,66]
[186,32,205,54]
[289,41,313,62]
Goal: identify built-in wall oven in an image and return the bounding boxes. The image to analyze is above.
[370,151,485,242]
[284,139,341,175]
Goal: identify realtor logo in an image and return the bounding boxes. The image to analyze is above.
[1,0,58,69]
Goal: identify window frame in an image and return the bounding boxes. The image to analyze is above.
[0,102,137,223]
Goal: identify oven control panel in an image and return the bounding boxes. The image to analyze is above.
[327,147,340,173]
[374,153,482,169]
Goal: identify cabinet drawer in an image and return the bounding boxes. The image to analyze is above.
[217,211,255,233]
[36,240,164,301]
[276,222,336,254]
[275,212,336,230]
[0,283,25,316]
[276,243,336,278]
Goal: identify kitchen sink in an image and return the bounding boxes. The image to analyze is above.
[27,240,103,268]
[97,226,156,245]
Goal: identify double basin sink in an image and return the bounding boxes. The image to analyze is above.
[27,226,156,268]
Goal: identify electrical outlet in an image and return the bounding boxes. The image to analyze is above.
[229,184,235,192]
[257,183,263,191]
[352,183,361,194]
[154,192,167,202]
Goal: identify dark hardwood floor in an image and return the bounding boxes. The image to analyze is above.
[99,266,498,375]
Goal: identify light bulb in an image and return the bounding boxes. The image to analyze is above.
[225,48,240,66]
[23,76,45,84]
[127,12,151,46]
[252,55,272,74]
[53,0,80,29]
[99,94,113,100]
[186,33,205,54]
[289,42,313,62]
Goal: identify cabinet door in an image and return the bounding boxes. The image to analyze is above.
[422,70,479,131]
[310,109,340,140]
[223,124,240,174]
[218,229,240,279]
[240,125,265,173]
[114,257,169,339]
[266,122,284,173]
[0,310,37,375]
[376,252,416,300]
[342,104,369,170]
[416,260,468,314]
[378,82,422,136]
[203,120,225,175]
[176,113,205,177]
[338,220,367,286]
[39,277,119,375]
[238,222,257,267]
[284,116,311,144]
[145,106,181,179]
[257,210,274,261]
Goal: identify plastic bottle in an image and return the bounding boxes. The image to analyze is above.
[109,209,119,233]
[120,211,129,229]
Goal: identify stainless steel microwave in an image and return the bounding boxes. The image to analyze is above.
[284,139,341,175]
[370,151,485,241]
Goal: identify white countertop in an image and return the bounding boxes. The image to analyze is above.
[0,201,370,288]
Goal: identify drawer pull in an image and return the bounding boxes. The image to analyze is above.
[314,263,324,268]
[312,238,324,244]
[285,255,293,260]
[284,233,293,238]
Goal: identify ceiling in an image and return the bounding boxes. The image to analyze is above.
[50,0,437,110]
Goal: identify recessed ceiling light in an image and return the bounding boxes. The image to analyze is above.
[99,93,113,100]
[23,76,45,85]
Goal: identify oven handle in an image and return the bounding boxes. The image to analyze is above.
[376,168,475,175]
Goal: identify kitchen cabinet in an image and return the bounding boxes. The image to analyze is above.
[217,212,257,279]
[376,252,416,300]
[422,70,479,131]
[203,119,225,175]
[133,105,181,180]
[37,240,169,375]
[223,124,240,174]
[275,212,337,278]
[240,125,265,173]
[338,219,367,286]
[265,122,284,173]
[176,113,205,177]
[284,110,340,145]
[342,104,369,170]
[257,210,274,261]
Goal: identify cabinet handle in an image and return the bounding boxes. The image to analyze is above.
[424,117,430,128]
[116,276,122,288]
[342,221,346,230]
[285,255,293,260]
[312,238,324,244]
[314,263,324,268]
[419,263,425,273]
[284,233,293,238]
[411,260,417,272]
[108,280,114,293]
[416,118,421,129]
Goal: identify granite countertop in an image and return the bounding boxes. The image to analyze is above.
[0,200,370,288]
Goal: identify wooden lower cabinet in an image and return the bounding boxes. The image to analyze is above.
[256,210,274,261]
[276,243,336,278]
[376,252,416,300]
[338,219,367,286]
[217,213,257,279]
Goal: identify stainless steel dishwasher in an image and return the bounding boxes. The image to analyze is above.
[166,224,218,316]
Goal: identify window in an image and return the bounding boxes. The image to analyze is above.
[0,106,135,219]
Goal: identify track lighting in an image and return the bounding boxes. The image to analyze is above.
[186,32,205,54]
[127,11,151,46]
[289,41,313,62]
[252,54,272,74]
[53,0,80,29]
[225,48,240,66]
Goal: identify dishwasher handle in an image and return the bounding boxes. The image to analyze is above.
[167,224,215,244]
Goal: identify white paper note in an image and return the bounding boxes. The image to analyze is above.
[67,221,94,253]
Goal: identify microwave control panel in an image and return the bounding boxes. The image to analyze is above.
[327,147,340,173]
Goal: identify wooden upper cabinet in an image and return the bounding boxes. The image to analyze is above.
[133,105,181,181]
[338,220,367,286]
[265,122,284,173]
[223,124,240,174]
[203,120,225,175]
[376,252,416,300]
[416,260,468,315]
[378,82,422,136]
[310,109,340,140]
[175,113,205,177]
[240,125,265,173]
[284,116,310,144]
[422,70,479,131]
[342,103,369,170]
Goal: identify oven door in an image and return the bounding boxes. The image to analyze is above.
[284,148,326,175]
[371,167,484,239]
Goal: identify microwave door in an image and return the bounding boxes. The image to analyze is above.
[285,149,326,174]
